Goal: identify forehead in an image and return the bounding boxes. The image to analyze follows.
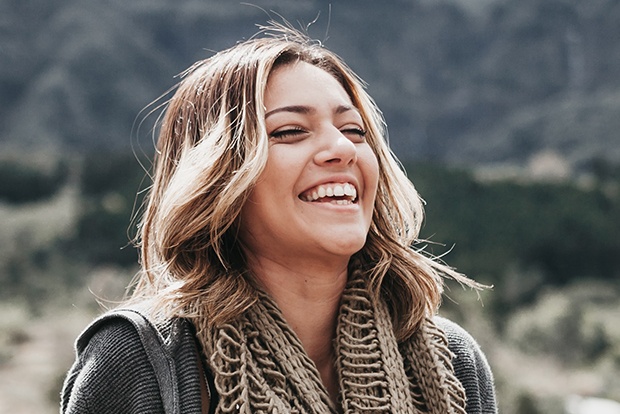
[264,62,353,110]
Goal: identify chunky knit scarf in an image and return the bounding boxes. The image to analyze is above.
[194,272,467,413]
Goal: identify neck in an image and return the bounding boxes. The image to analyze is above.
[248,255,348,402]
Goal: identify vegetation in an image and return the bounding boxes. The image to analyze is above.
[4,155,618,305]
[410,162,620,314]
[0,159,68,204]
[69,152,149,265]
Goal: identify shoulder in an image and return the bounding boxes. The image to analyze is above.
[434,316,484,360]
[433,316,498,414]
[61,312,164,413]
[61,310,202,413]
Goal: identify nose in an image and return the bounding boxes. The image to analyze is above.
[314,127,357,167]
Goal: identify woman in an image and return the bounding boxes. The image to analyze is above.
[61,24,497,413]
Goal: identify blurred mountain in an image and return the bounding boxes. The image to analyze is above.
[2,0,620,170]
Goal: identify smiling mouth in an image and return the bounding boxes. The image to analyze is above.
[299,182,358,205]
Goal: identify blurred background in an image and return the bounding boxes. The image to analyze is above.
[1,0,619,413]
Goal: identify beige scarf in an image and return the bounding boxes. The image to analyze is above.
[194,271,467,413]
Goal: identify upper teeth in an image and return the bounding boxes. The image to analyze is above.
[303,183,357,202]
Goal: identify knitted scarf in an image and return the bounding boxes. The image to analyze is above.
[193,272,467,413]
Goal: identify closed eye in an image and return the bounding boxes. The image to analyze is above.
[269,127,309,141]
[341,127,367,142]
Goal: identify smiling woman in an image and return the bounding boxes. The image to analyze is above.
[61,22,497,414]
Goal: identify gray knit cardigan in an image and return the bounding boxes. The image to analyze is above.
[60,315,497,413]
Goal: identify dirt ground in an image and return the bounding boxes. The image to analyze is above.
[0,308,93,414]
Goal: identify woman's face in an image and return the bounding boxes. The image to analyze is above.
[239,62,379,267]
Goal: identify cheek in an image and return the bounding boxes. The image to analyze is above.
[360,147,380,191]
[249,158,294,205]
[262,146,308,191]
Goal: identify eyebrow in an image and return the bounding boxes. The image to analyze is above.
[265,104,358,119]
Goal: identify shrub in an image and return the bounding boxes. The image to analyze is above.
[69,152,149,266]
[0,160,68,203]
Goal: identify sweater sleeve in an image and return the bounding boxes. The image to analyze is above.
[435,316,498,414]
[60,318,165,414]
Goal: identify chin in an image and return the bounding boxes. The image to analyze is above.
[327,238,367,258]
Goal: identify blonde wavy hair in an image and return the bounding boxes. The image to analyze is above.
[131,25,480,341]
